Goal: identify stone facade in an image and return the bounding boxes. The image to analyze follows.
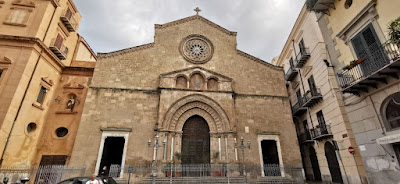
[0,0,96,167]
[69,14,302,179]
[314,0,400,183]
[274,6,366,184]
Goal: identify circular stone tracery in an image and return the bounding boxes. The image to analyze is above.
[180,35,214,64]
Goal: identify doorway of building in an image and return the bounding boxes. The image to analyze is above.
[99,137,125,176]
[309,146,322,181]
[181,115,210,176]
[325,142,343,183]
[261,140,280,176]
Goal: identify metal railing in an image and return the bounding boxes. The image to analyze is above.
[337,43,400,88]
[311,125,332,139]
[0,165,86,184]
[302,88,322,106]
[292,100,305,114]
[118,163,304,183]
[61,10,78,31]
[298,132,312,143]
[294,48,310,68]
[50,38,69,57]
[285,66,298,81]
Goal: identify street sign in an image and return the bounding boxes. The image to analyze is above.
[348,146,355,154]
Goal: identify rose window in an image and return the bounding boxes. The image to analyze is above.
[180,35,214,64]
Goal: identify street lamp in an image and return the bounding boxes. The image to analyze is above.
[234,136,250,181]
[148,123,167,184]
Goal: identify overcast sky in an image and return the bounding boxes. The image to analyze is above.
[74,0,304,62]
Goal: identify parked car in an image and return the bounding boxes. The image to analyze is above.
[58,177,117,184]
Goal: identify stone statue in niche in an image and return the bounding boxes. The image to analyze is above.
[67,96,76,111]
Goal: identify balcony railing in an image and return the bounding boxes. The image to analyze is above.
[60,10,78,32]
[311,0,336,14]
[302,88,322,107]
[285,66,298,81]
[298,132,313,144]
[311,125,332,140]
[292,100,307,117]
[294,48,310,68]
[337,43,400,95]
[49,38,69,60]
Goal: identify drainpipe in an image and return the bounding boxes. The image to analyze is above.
[0,4,57,167]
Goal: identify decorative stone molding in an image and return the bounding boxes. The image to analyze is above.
[291,81,300,90]
[97,43,154,58]
[12,0,35,7]
[0,56,12,64]
[302,66,313,76]
[237,50,283,71]
[100,127,132,132]
[162,94,231,133]
[155,15,237,36]
[41,77,54,87]
[63,83,85,89]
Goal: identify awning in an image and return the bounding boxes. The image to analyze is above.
[376,133,400,144]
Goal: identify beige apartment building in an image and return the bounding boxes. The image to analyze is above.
[274,6,367,184]
[0,0,96,169]
[309,0,400,183]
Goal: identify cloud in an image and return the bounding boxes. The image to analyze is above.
[75,0,304,62]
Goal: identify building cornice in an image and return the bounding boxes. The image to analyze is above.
[97,43,154,58]
[237,50,283,71]
[155,15,237,36]
[0,34,65,68]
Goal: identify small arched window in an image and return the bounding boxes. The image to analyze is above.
[383,92,400,130]
[189,73,205,90]
[207,78,218,90]
[176,76,188,88]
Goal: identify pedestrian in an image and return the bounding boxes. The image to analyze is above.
[85,174,101,184]
[100,166,109,182]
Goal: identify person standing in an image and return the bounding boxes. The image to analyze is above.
[85,175,100,184]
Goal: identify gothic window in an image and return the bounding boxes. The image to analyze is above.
[207,78,218,90]
[36,86,48,104]
[383,93,400,130]
[189,73,205,90]
[176,76,188,88]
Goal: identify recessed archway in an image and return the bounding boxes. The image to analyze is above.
[181,115,210,165]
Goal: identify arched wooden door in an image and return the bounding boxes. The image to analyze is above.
[325,142,343,183]
[309,146,322,181]
[181,115,210,164]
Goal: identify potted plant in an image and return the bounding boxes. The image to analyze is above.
[387,16,400,46]
[173,152,182,177]
[356,58,364,64]
[212,151,220,176]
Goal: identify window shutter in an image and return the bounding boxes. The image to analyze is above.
[55,34,64,49]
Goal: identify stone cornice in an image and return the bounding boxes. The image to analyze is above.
[97,43,154,58]
[155,15,237,36]
[0,34,65,68]
[237,50,283,71]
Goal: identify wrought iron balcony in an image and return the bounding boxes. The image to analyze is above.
[285,66,298,81]
[298,132,313,144]
[337,43,400,95]
[311,125,332,140]
[302,88,322,108]
[294,48,310,68]
[292,100,307,117]
[312,0,336,13]
[49,38,69,60]
[60,10,78,32]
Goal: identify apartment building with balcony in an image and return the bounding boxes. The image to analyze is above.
[0,0,96,167]
[273,6,366,184]
[310,0,400,183]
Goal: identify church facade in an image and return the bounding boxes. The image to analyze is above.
[69,14,302,178]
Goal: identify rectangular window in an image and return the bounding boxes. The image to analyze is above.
[36,86,47,104]
[299,39,306,53]
[289,57,294,67]
[317,110,327,130]
[9,9,28,24]
[394,144,400,165]
[308,75,317,95]
[296,90,302,104]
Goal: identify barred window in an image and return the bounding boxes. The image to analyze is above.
[36,86,47,104]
